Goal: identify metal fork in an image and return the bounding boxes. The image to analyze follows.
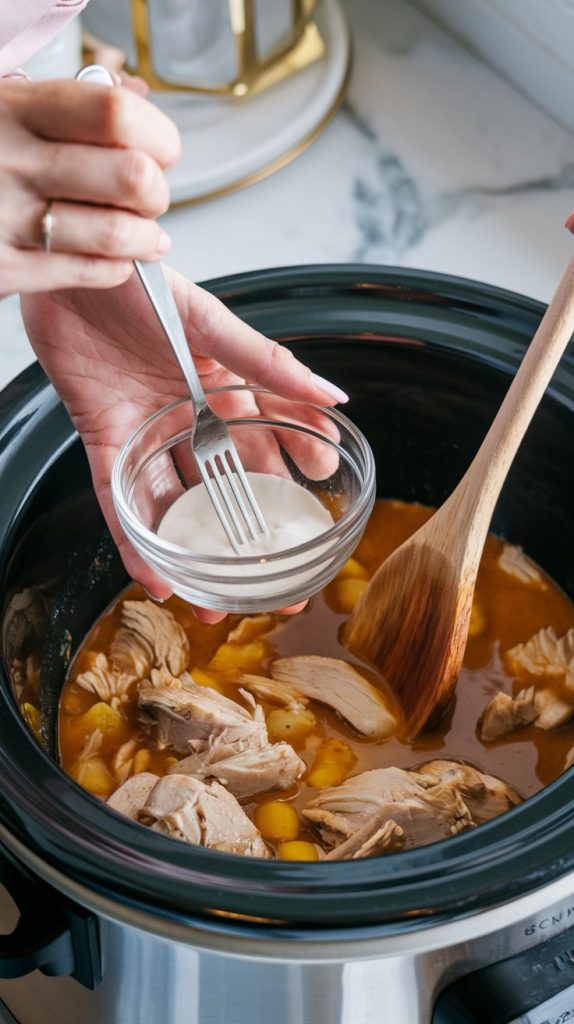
[134,260,269,554]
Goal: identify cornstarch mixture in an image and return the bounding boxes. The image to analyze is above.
[158,472,334,557]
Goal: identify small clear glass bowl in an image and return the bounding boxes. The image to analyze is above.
[111,387,376,612]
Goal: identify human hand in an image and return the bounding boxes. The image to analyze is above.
[0,78,179,297]
[21,268,348,621]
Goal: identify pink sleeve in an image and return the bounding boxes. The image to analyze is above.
[0,0,89,77]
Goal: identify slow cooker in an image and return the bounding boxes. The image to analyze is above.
[1,265,574,1024]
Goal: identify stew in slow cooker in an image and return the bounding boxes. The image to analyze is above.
[20,499,574,861]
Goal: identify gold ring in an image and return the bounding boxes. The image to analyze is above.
[41,201,55,254]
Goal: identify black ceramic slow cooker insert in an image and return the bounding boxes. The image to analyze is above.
[1,266,574,1024]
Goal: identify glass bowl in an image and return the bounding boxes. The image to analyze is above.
[111,386,376,611]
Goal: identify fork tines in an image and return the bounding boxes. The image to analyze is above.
[199,445,268,554]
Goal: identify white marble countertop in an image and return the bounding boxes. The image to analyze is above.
[2,0,574,391]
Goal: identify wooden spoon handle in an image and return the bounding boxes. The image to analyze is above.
[461,254,574,514]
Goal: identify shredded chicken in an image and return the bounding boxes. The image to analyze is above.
[112,739,138,784]
[138,675,268,753]
[243,656,397,739]
[110,600,190,678]
[417,760,521,824]
[505,627,574,686]
[240,675,307,710]
[534,688,574,731]
[107,772,159,819]
[498,544,546,587]
[70,728,110,790]
[480,627,574,740]
[141,673,305,797]
[302,767,473,852]
[170,742,305,800]
[76,652,135,708]
[481,683,574,739]
[480,688,537,741]
[302,761,521,855]
[324,817,404,860]
[76,728,103,761]
[137,774,270,857]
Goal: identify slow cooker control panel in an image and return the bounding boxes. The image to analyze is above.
[433,926,574,1023]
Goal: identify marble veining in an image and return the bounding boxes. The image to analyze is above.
[346,88,574,262]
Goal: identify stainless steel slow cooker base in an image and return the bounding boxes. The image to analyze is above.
[2,823,574,1024]
[2,266,574,1024]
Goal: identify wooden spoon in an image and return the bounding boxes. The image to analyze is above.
[346,256,574,737]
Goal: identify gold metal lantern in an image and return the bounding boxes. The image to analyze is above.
[91,0,326,97]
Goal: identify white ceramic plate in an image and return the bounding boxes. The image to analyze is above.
[154,0,351,206]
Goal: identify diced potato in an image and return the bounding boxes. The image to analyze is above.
[307,738,357,789]
[133,749,151,774]
[255,801,300,842]
[336,558,370,582]
[71,757,114,797]
[191,668,224,693]
[79,702,124,740]
[277,841,319,862]
[468,600,488,638]
[21,702,41,740]
[331,578,368,614]
[266,706,317,746]
[210,640,271,676]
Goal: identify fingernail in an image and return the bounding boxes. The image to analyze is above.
[157,231,172,254]
[310,372,349,404]
[144,588,165,603]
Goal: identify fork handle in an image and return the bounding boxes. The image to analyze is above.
[134,260,208,414]
[75,65,208,417]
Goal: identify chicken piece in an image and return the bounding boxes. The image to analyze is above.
[170,741,305,800]
[107,772,160,820]
[246,656,397,739]
[302,767,472,851]
[505,627,574,687]
[241,674,309,710]
[479,688,537,741]
[76,652,135,707]
[480,680,574,739]
[226,615,276,645]
[417,761,521,825]
[113,739,138,784]
[110,600,190,678]
[498,544,546,587]
[137,774,270,857]
[138,676,268,754]
[534,687,574,731]
[140,671,304,798]
[324,817,404,860]
[70,728,116,797]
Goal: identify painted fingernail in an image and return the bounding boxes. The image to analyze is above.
[310,372,349,404]
[157,231,172,254]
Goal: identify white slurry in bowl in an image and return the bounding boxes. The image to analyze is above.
[158,471,334,561]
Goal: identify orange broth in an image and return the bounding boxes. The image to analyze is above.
[56,499,574,848]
